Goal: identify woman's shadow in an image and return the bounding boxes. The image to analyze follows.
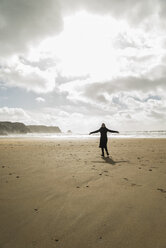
[92,156,128,165]
[102,156,117,165]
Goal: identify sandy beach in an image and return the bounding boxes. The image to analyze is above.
[0,137,166,248]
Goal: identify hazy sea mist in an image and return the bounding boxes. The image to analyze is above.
[1,131,166,139]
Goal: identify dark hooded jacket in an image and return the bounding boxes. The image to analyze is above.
[90,127,118,148]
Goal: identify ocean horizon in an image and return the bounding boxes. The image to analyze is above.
[1,130,166,139]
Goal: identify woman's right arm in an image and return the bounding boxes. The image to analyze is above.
[107,128,119,133]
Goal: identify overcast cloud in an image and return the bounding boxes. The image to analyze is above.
[0,0,166,132]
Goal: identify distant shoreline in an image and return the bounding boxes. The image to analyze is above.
[1,133,166,139]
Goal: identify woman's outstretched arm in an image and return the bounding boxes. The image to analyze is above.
[107,128,119,133]
[89,129,100,135]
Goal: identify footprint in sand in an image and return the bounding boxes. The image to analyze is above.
[157,188,166,193]
[32,240,37,247]
[131,183,142,187]
[51,238,59,242]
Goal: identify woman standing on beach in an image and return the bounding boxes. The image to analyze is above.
[89,123,119,157]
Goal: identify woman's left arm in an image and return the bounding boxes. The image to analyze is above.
[89,129,100,135]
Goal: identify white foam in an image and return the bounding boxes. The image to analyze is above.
[1,131,166,139]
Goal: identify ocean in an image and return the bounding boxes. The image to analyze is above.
[0,131,166,139]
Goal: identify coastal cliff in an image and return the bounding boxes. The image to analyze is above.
[0,122,61,135]
[27,125,61,133]
[0,122,30,135]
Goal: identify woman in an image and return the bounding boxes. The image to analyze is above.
[89,123,119,157]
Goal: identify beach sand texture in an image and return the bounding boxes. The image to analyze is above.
[0,138,166,248]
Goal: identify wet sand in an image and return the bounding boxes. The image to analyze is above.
[0,138,166,248]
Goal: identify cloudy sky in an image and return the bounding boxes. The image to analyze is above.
[0,0,166,133]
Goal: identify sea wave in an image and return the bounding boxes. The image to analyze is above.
[1,131,166,139]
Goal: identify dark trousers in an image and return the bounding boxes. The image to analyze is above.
[101,145,109,156]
